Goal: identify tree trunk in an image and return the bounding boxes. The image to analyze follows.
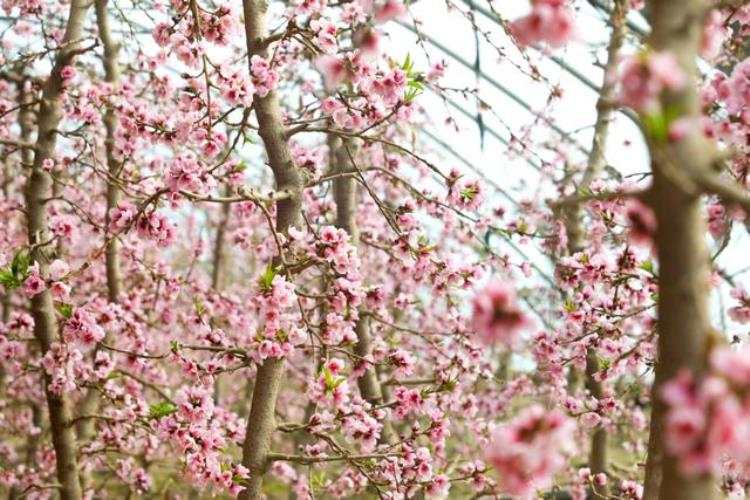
[74,2,122,492]
[211,191,231,403]
[562,2,627,496]
[643,1,714,499]
[24,0,92,498]
[7,78,40,500]
[331,137,396,444]
[96,0,124,303]
[239,1,304,498]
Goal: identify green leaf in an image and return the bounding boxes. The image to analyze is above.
[311,471,326,489]
[258,265,278,293]
[401,52,412,73]
[461,185,479,202]
[322,365,334,388]
[643,103,684,144]
[640,259,654,274]
[0,250,31,291]
[0,269,19,290]
[149,401,177,419]
[56,303,73,319]
[11,251,30,278]
[404,87,421,103]
[563,299,577,313]
[598,356,611,371]
[193,297,205,316]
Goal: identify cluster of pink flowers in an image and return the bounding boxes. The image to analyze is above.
[485,405,575,497]
[728,287,750,324]
[109,202,138,231]
[115,458,152,495]
[110,202,175,247]
[62,308,106,350]
[249,55,278,98]
[309,358,351,408]
[41,343,82,394]
[623,198,657,246]
[136,211,176,247]
[719,57,750,115]
[370,67,407,107]
[164,153,215,193]
[217,66,255,106]
[662,345,750,476]
[251,272,306,361]
[510,0,576,48]
[447,171,484,211]
[471,280,533,345]
[291,142,326,178]
[202,5,237,46]
[153,384,249,495]
[617,51,687,112]
[21,263,45,297]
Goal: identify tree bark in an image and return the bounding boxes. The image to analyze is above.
[239,1,304,498]
[211,194,230,404]
[211,198,231,292]
[331,137,396,444]
[7,79,39,500]
[643,1,714,499]
[332,139,380,402]
[562,2,627,496]
[96,0,123,303]
[24,0,92,498]
[75,2,122,492]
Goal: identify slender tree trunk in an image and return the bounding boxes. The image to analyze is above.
[211,198,230,292]
[74,2,122,492]
[96,0,123,303]
[331,137,396,444]
[6,76,44,500]
[239,2,304,498]
[643,1,714,499]
[24,1,92,498]
[212,196,230,403]
[562,2,627,496]
[332,139,381,403]
[4,76,34,324]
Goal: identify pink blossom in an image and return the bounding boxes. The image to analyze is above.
[250,55,278,97]
[664,405,705,455]
[62,308,105,349]
[109,202,137,230]
[710,345,750,386]
[618,52,686,112]
[315,55,347,89]
[728,287,750,324]
[22,268,45,297]
[624,198,656,246]
[48,259,69,281]
[510,1,576,48]
[485,405,575,497]
[60,65,76,82]
[374,0,406,22]
[471,280,532,345]
[702,10,728,60]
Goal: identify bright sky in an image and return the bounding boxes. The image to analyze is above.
[3,0,747,338]
[383,0,749,338]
